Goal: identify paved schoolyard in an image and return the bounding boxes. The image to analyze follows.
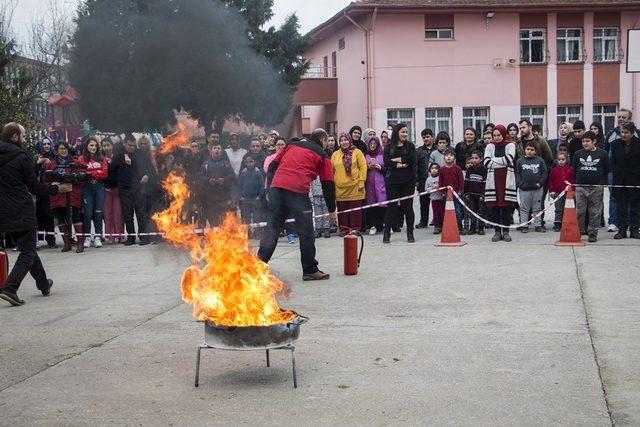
[0,225,639,426]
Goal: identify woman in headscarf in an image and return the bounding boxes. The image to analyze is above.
[349,125,368,154]
[34,137,57,248]
[331,131,367,235]
[379,129,390,148]
[483,124,517,242]
[365,135,387,234]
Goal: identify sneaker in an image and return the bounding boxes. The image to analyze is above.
[41,279,53,297]
[287,234,297,244]
[588,233,598,243]
[613,231,627,240]
[553,224,561,232]
[84,238,91,248]
[415,222,428,229]
[323,230,331,238]
[0,290,25,306]
[491,231,502,242]
[369,226,377,235]
[534,226,546,233]
[607,224,618,233]
[36,240,42,250]
[630,230,640,239]
[93,237,102,248]
[503,232,512,242]
[302,270,330,281]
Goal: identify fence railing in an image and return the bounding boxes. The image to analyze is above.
[303,67,337,79]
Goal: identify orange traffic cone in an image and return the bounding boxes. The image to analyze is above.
[435,188,467,247]
[555,186,585,247]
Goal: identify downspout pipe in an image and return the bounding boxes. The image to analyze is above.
[345,11,372,128]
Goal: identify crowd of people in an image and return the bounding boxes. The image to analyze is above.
[1,108,639,256]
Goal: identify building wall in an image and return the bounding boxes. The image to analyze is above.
[302,8,640,141]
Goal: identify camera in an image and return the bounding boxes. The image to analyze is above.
[44,163,91,184]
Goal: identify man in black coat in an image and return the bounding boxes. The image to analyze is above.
[0,122,71,306]
[610,122,640,239]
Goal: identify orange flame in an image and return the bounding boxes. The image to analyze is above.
[152,173,296,327]
[159,122,191,154]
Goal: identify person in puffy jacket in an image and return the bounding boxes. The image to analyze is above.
[547,152,574,232]
[77,136,108,248]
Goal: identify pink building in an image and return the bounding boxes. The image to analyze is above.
[292,0,640,142]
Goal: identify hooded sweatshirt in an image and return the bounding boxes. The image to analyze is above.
[516,156,548,190]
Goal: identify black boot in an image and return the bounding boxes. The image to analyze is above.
[383,227,391,243]
[491,229,502,242]
[503,230,512,242]
[407,228,415,243]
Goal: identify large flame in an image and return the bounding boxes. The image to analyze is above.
[159,122,191,154]
[152,173,296,327]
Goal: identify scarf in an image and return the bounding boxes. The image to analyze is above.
[493,124,509,147]
[366,136,382,156]
[338,131,355,176]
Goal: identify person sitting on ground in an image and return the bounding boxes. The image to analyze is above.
[463,150,487,235]
[429,132,449,168]
[573,131,609,243]
[439,148,465,232]
[200,140,235,228]
[610,122,640,240]
[364,135,387,235]
[427,163,444,235]
[548,152,574,232]
[239,155,265,239]
[332,131,367,235]
[515,142,548,233]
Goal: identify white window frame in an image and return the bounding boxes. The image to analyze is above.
[520,29,547,64]
[463,107,489,136]
[387,108,416,142]
[557,105,582,125]
[557,28,583,63]
[593,27,620,63]
[593,104,618,134]
[521,106,547,131]
[425,28,453,40]
[424,108,452,139]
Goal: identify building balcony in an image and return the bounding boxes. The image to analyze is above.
[292,67,337,106]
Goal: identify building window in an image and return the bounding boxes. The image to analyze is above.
[557,28,583,63]
[338,38,345,50]
[521,106,546,129]
[425,29,453,40]
[425,108,452,138]
[387,109,416,142]
[323,56,328,77]
[557,105,582,125]
[331,51,337,77]
[520,29,547,64]
[594,28,619,62]
[463,107,489,136]
[593,104,618,134]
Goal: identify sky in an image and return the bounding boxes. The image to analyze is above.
[8,0,352,46]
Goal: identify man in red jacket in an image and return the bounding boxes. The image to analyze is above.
[258,129,336,281]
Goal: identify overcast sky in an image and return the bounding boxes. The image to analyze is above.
[8,0,352,45]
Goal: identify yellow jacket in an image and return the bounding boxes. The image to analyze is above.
[331,148,367,201]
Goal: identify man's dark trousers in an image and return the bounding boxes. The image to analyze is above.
[417,179,430,225]
[3,229,48,293]
[119,188,148,241]
[614,189,640,232]
[258,188,319,275]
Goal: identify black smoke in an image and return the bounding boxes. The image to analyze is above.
[69,0,292,133]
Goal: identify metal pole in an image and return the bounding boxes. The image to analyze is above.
[291,347,297,389]
[266,349,270,367]
[195,345,202,387]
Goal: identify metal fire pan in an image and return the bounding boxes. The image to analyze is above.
[203,313,309,350]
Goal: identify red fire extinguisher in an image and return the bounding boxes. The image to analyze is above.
[0,248,9,289]
[344,231,364,275]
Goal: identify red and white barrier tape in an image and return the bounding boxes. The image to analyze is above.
[566,181,640,189]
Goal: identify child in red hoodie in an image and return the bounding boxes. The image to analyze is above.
[547,152,574,231]
[439,148,465,229]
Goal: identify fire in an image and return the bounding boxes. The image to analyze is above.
[153,173,296,327]
[159,122,191,154]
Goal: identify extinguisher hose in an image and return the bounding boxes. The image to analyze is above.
[349,231,365,267]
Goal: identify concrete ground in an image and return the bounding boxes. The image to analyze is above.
[1,219,639,425]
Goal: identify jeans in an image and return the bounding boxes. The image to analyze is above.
[463,194,486,231]
[239,198,263,225]
[3,229,49,294]
[575,186,604,233]
[613,188,640,232]
[259,188,319,275]
[82,181,105,237]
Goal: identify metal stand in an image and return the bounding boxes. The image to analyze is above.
[195,343,297,388]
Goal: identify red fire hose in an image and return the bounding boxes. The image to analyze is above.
[343,231,364,276]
